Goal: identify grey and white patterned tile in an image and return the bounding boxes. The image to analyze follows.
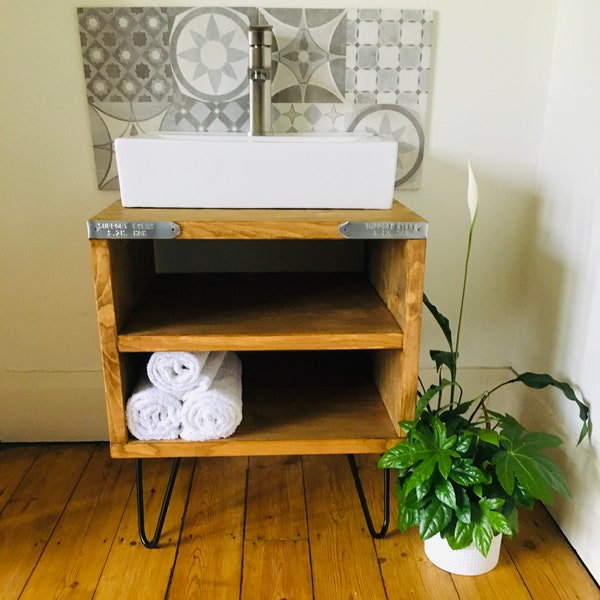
[272,103,347,133]
[79,7,173,104]
[162,92,250,133]
[345,8,433,112]
[169,7,250,103]
[261,8,347,104]
[88,101,170,189]
[348,104,424,188]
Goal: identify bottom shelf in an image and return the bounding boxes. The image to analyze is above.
[111,351,402,459]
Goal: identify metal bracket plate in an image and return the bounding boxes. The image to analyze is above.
[338,221,428,240]
[87,220,180,240]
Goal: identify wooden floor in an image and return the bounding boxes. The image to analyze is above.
[1,443,598,599]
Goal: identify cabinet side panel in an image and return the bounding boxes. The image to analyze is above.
[107,239,155,329]
[90,239,155,446]
[367,239,426,433]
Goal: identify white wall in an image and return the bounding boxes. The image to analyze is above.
[2,0,598,580]
[511,0,600,581]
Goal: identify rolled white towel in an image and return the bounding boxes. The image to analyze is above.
[180,353,243,441]
[147,351,226,396]
[126,375,182,440]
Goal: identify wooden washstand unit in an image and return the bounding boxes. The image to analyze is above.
[88,200,427,545]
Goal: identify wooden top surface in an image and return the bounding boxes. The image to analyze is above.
[89,200,427,240]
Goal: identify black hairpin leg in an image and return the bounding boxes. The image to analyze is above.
[347,454,390,539]
[135,457,181,548]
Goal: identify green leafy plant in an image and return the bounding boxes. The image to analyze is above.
[378,165,590,557]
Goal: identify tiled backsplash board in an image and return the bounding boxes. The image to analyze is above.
[78,7,435,191]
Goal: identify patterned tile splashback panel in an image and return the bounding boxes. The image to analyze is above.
[78,7,435,191]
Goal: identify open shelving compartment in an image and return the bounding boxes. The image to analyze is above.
[88,201,427,460]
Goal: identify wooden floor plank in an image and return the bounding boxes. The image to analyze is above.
[93,457,194,600]
[346,454,460,599]
[242,539,313,600]
[245,455,307,541]
[241,456,312,599]
[18,445,132,599]
[0,444,94,599]
[303,454,387,600]
[449,545,532,600]
[167,457,247,600]
[0,444,44,513]
[504,502,600,600]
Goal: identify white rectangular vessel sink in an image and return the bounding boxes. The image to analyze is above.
[114,132,398,209]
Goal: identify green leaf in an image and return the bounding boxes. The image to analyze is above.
[423,294,454,353]
[378,442,428,469]
[397,503,419,532]
[477,428,502,446]
[455,487,472,524]
[435,479,457,508]
[505,506,520,537]
[454,433,473,453]
[449,460,487,487]
[493,426,571,503]
[473,523,494,557]
[533,453,571,501]
[419,499,453,540]
[486,510,513,536]
[430,350,458,374]
[450,520,474,549]
[514,372,590,444]
[414,380,455,419]
[479,497,504,513]
[493,450,553,504]
[404,455,438,495]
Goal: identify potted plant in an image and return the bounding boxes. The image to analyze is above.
[378,165,590,575]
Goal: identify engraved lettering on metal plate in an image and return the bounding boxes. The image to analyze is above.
[338,221,428,240]
[87,220,181,240]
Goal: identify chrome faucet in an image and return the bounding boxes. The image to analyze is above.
[248,25,273,136]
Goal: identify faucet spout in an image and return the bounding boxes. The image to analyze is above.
[248,25,273,136]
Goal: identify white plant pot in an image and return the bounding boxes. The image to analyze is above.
[424,533,502,576]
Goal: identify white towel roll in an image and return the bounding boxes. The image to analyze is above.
[126,375,182,440]
[147,351,226,396]
[180,353,243,441]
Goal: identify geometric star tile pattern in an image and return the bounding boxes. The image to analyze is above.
[77,7,435,190]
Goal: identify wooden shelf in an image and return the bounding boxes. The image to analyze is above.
[110,352,398,458]
[118,273,404,352]
[88,201,427,458]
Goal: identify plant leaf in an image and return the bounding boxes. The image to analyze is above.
[449,460,487,487]
[397,503,419,532]
[430,350,458,374]
[435,479,457,509]
[514,372,590,444]
[423,294,454,355]
[455,487,472,524]
[419,498,452,540]
[473,523,494,557]
[493,448,559,504]
[414,380,455,419]
[486,510,513,536]
[476,428,502,446]
[404,455,439,495]
[532,453,571,501]
[450,520,474,549]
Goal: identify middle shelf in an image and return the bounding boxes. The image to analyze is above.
[118,272,404,352]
